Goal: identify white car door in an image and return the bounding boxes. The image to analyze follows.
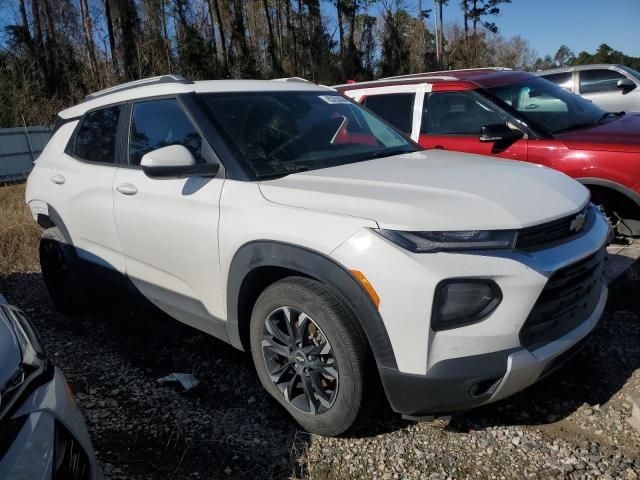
[47,106,125,273]
[112,98,226,337]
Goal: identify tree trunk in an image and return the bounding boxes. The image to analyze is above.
[262,0,282,75]
[439,0,444,65]
[30,0,48,87]
[104,0,119,76]
[79,0,99,83]
[206,0,219,59]
[336,0,344,56]
[212,0,228,69]
[462,0,468,39]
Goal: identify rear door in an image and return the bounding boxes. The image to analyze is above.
[48,105,125,273]
[418,90,528,160]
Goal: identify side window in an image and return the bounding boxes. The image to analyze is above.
[362,93,415,134]
[542,72,573,90]
[129,99,208,165]
[423,92,504,135]
[579,69,625,94]
[74,105,122,163]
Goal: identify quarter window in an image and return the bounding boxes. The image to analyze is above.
[362,93,415,134]
[129,99,207,165]
[579,69,625,94]
[423,92,504,135]
[74,106,122,163]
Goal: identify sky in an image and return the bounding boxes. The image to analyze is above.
[1,0,639,59]
[421,0,640,58]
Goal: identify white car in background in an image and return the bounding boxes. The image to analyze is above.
[25,75,609,435]
[539,64,640,112]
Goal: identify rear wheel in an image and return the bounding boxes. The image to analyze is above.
[40,227,89,314]
[250,277,368,436]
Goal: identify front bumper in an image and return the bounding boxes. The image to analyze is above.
[0,367,98,480]
[379,282,606,416]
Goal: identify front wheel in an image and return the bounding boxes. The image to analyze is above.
[250,277,368,436]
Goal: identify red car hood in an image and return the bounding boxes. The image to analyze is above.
[557,113,640,154]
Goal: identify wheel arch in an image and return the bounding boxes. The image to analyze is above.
[577,177,640,209]
[225,240,398,370]
[35,204,74,244]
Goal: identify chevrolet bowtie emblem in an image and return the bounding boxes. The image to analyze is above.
[569,212,587,233]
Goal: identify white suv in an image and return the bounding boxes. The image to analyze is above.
[26,75,609,436]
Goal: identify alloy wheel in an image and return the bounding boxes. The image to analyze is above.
[261,306,338,415]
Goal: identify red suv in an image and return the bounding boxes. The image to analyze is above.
[336,69,640,236]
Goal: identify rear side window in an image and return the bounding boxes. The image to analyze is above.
[423,92,504,135]
[129,99,206,165]
[579,69,625,94]
[542,72,573,90]
[74,106,122,163]
[362,93,415,134]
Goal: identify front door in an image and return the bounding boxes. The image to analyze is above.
[418,90,528,161]
[112,98,226,335]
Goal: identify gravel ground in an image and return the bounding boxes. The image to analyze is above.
[0,254,639,479]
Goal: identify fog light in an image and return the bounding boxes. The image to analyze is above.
[432,280,502,331]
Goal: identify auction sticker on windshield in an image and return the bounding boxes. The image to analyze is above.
[319,95,352,104]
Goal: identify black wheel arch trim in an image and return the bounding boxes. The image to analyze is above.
[226,240,398,369]
[577,177,640,208]
[39,205,74,245]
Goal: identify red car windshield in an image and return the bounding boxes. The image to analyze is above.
[485,77,605,135]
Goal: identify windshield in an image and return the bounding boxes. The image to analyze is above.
[485,77,605,134]
[199,91,417,179]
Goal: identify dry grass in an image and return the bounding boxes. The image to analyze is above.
[0,183,41,274]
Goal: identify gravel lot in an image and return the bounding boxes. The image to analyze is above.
[0,249,639,479]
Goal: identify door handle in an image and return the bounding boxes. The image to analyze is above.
[116,183,138,196]
[50,174,65,185]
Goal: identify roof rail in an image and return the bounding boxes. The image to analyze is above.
[272,77,315,84]
[84,74,194,101]
[382,67,511,80]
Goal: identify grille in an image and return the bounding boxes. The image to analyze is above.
[520,247,606,350]
[516,206,593,250]
[53,421,91,480]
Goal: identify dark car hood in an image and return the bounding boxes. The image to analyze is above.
[0,306,21,392]
[557,113,640,154]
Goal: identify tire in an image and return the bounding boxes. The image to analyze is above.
[39,227,89,314]
[250,276,369,436]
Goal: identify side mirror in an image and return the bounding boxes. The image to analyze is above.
[617,78,636,92]
[479,124,524,143]
[140,145,219,179]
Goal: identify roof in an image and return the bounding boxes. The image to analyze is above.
[59,77,332,119]
[537,64,626,75]
[334,68,534,92]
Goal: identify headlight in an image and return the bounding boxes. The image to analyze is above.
[432,280,502,330]
[375,229,517,253]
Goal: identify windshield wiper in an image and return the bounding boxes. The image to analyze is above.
[368,148,414,160]
[257,166,310,180]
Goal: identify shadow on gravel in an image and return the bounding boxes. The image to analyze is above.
[449,260,640,434]
[0,271,312,479]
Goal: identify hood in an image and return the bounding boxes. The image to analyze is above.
[259,150,589,231]
[0,305,22,393]
[557,113,640,154]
